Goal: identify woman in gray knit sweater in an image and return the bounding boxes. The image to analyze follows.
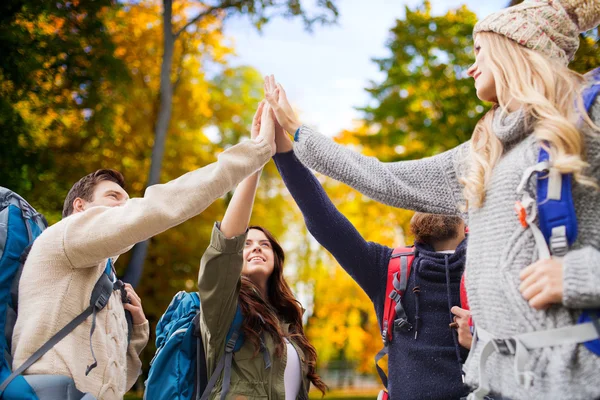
[263,1,600,399]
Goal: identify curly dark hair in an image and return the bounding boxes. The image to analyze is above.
[410,212,464,246]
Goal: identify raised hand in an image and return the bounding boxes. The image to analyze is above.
[264,75,301,136]
[251,100,265,139]
[257,100,276,156]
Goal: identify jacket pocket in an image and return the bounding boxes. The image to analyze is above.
[222,381,268,400]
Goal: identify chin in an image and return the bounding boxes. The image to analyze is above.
[243,266,270,278]
[476,91,496,103]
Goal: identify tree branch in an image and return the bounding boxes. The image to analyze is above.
[172,39,189,93]
[174,0,241,39]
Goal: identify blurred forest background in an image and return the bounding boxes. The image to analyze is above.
[1,0,598,396]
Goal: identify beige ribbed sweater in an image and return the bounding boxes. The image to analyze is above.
[11,138,271,399]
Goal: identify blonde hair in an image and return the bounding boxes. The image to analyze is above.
[461,32,599,208]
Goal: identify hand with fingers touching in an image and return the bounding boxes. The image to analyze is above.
[251,100,265,139]
[519,258,564,310]
[122,283,147,325]
[254,100,276,156]
[263,75,301,136]
[450,306,473,350]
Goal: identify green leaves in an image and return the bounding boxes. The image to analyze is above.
[359,1,485,162]
[0,0,128,195]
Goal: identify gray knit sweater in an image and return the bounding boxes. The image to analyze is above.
[292,98,600,400]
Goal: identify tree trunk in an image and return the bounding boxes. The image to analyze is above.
[123,0,175,287]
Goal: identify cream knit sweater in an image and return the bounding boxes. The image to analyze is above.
[11,137,271,399]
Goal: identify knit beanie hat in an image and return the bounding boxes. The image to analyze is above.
[473,0,600,65]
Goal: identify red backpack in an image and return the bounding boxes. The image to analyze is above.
[460,273,472,327]
[375,246,416,400]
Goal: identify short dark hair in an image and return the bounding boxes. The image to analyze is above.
[410,212,463,246]
[62,169,126,218]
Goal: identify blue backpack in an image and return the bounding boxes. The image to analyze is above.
[0,188,131,399]
[535,67,600,354]
[144,291,246,400]
[0,188,48,399]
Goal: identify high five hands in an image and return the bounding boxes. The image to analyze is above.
[252,99,276,156]
[252,75,300,154]
[264,75,301,137]
[251,75,299,154]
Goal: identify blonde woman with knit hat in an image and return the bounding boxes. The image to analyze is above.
[262,1,600,399]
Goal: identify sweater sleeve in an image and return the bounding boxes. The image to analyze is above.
[62,138,271,268]
[563,246,600,308]
[273,151,390,302]
[293,125,468,218]
[125,320,149,391]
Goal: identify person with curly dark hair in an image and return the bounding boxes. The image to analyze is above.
[270,124,469,399]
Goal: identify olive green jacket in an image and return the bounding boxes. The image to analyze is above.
[198,224,311,400]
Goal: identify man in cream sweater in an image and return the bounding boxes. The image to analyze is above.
[10,103,276,399]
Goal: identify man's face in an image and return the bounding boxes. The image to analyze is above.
[75,180,129,213]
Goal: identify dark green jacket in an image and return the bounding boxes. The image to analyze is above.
[198,224,311,400]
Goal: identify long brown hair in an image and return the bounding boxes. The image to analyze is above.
[238,226,327,394]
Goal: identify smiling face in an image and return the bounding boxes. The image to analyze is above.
[468,36,498,103]
[242,228,276,284]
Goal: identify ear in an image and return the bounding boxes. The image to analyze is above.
[72,197,86,214]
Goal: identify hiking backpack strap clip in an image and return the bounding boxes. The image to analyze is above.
[0,260,122,395]
[375,246,415,396]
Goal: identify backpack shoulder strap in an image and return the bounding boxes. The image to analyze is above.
[536,143,578,256]
[382,246,415,342]
[376,246,415,390]
[226,304,244,352]
[193,313,207,400]
[583,67,600,113]
[197,303,245,400]
[0,266,117,394]
[534,69,600,256]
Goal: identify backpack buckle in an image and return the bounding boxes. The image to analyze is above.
[492,338,516,355]
[393,317,412,333]
[388,290,402,303]
[225,336,237,353]
[514,201,528,228]
[550,226,568,257]
[381,321,389,344]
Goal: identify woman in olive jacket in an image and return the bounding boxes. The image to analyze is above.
[197,102,326,400]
